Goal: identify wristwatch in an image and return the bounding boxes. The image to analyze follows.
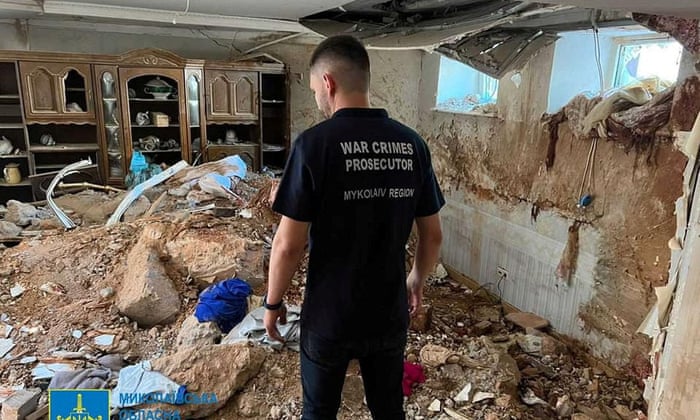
[263,294,284,311]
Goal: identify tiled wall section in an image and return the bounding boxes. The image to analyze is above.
[441,196,599,338]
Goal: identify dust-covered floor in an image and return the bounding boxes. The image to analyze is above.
[0,167,646,420]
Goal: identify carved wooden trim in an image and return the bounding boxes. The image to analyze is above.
[117,48,186,67]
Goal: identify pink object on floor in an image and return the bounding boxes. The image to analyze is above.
[402,361,425,396]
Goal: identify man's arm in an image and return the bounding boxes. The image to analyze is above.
[407,213,443,315]
[264,216,310,342]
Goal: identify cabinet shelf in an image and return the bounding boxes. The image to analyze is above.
[262,144,286,152]
[30,143,100,152]
[0,123,24,129]
[129,98,178,102]
[137,149,182,153]
[65,88,86,92]
[0,179,31,187]
[35,163,69,170]
[0,95,20,104]
[262,99,285,104]
[131,124,180,128]
[0,153,28,159]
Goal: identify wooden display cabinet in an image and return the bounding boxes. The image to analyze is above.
[204,69,259,122]
[0,61,33,204]
[0,48,289,203]
[18,61,96,123]
[119,67,188,169]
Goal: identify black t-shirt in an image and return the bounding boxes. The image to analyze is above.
[273,108,445,340]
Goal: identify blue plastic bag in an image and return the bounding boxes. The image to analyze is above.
[194,278,252,333]
[129,150,148,173]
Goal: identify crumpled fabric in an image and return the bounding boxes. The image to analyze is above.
[48,367,111,390]
[402,362,425,396]
[111,361,184,408]
[194,278,252,333]
[222,305,301,351]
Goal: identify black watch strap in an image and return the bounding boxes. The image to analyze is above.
[263,294,283,310]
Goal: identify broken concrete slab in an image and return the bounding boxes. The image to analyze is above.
[505,312,550,330]
[165,232,266,289]
[0,388,41,420]
[175,315,222,348]
[116,239,180,328]
[149,343,266,418]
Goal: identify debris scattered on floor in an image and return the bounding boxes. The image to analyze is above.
[0,157,647,419]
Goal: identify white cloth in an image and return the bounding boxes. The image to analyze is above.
[223,305,301,351]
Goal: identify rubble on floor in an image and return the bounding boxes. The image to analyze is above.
[0,162,647,419]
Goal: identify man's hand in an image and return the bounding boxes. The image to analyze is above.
[407,269,423,316]
[264,305,288,343]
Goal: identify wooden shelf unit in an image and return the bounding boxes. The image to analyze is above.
[0,48,289,202]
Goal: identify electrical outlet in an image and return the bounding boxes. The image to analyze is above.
[496,266,508,278]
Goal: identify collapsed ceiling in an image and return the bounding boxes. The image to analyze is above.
[300,1,638,78]
[0,1,695,77]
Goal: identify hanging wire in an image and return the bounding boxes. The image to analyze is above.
[575,11,604,209]
[172,0,191,25]
[593,27,605,95]
[590,10,605,94]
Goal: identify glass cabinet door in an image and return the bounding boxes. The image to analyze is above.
[63,69,89,113]
[99,69,124,180]
[185,68,204,163]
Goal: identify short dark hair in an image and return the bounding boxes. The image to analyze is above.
[309,35,370,93]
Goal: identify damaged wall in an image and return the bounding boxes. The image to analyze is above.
[418,47,689,367]
[0,21,422,138]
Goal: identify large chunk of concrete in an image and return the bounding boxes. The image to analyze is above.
[149,343,266,418]
[176,315,222,348]
[116,239,180,328]
[1,388,41,420]
[505,312,550,330]
[165,232,265,289]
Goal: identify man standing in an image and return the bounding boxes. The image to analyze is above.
[264,35,444,419]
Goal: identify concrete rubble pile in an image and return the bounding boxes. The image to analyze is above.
[0,159,648,419]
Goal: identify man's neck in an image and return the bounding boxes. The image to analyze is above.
[332,92,371,113]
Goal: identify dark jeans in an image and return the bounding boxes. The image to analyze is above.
[300,328,407,420]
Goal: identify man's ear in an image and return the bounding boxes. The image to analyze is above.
[322,73,336,96]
